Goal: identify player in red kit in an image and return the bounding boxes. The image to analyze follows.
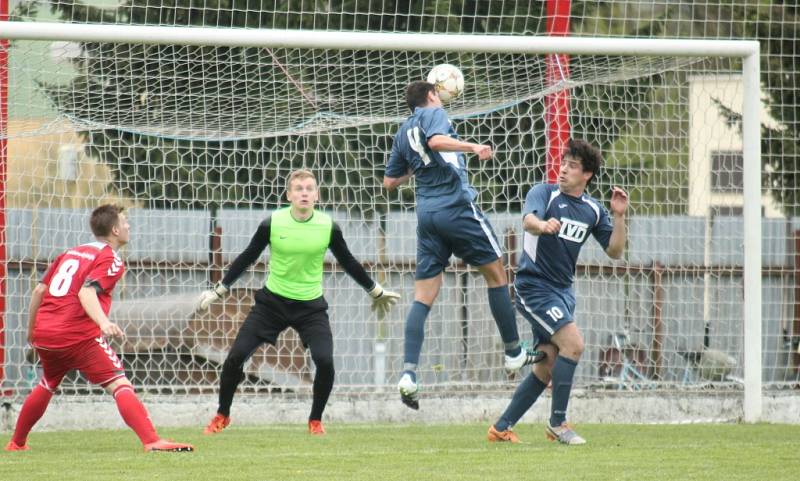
[4,204,193,453]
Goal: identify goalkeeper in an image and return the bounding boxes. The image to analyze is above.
[198,169,400,436]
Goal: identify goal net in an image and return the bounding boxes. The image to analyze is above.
[0,19,770,424]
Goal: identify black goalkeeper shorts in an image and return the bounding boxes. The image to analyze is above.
[238,287,331,349]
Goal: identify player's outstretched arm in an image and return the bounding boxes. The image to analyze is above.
[427,135,492,160]
[328,223,401,317]
[26,283,47,344]
[198,217,271,310]
[78,286,125,339]
[605,186,629,259]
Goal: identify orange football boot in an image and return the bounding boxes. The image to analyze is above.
[203,413,231,435]
[487,425,520,443]
[308,420,326,435]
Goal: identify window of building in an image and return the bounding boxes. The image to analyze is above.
[711,150,743,193]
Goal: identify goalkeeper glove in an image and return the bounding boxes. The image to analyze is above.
[198,282,229,310]
[368,283,401,317]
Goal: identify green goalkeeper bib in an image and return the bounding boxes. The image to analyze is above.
[265,207,332,301]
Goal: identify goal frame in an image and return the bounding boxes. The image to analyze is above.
[0,21,762,421]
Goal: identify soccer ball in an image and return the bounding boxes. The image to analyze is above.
[427,64,464,103]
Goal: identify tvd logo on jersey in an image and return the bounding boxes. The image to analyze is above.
[558,217,589,243]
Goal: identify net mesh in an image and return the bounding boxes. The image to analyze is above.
[16,42,703,140]
[2,1,799,412]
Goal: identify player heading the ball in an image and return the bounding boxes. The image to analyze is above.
[383,80,544,411]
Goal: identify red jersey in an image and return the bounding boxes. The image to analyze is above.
[33,241,125,349]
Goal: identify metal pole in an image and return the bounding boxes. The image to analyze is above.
[741,51,762,422]
[0,22,761,57]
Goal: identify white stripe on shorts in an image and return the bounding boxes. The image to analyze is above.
[470,203,502,258]
[516,292,555,335]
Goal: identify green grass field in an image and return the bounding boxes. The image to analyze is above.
[2,423,798,481]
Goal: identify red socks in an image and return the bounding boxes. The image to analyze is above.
[112,384,159,445]
[11,384,53,446]
[11,383,160,447]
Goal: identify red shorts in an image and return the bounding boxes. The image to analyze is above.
[35,337,126,391]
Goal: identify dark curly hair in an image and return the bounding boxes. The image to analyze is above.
[564,139,603,186]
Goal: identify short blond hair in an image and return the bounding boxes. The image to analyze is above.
[287,169,317,188]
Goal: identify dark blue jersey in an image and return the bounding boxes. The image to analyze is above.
[516,183,614,288]
[385,106,477,212]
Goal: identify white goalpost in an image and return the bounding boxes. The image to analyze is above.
[0,21,767,426]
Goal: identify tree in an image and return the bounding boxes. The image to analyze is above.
[575,1,800,216]
[743,3,800,215]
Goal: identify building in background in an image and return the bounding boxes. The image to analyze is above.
[688,75,782,218]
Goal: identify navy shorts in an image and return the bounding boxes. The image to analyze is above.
[514,277,576,345]
[415,203,503,280]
